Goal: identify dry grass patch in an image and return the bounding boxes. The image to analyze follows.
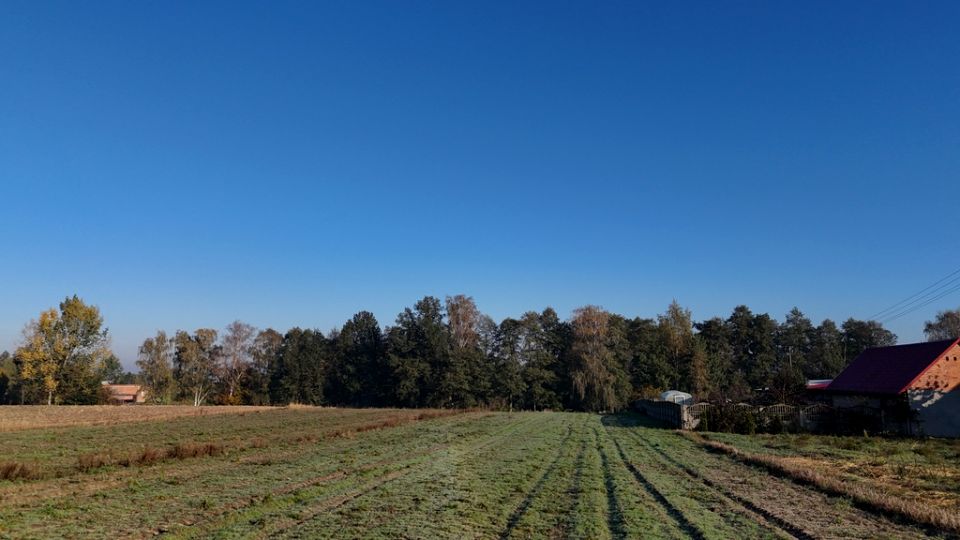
[78,442,226,471]
[682,431,960,534]
[168,442,225,460]
[0,405,276,432]
[77,452,112,472]
[0,461,40,481]
[249,437,269,449]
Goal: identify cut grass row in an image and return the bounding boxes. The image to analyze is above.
[620,416,942,540]
[701,430,960,512]
[683,431,960,536]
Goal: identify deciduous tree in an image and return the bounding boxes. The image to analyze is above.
[569,306,629,412]
[174,329,218,406]
[219,321,256,404]
[137,331,176,404]
[924,309,960,341]
[245,328,282,405]
[14,296,111,404]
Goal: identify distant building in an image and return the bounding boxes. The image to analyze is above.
[102,384,148,404]
[826,338,960,437]
[659,390,694,406]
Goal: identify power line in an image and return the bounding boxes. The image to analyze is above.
[879,281,960,324]
[867,266,960,321]
[871,273,960,322]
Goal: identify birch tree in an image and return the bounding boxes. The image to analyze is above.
[219,321,256,403]
[174,329,218,406]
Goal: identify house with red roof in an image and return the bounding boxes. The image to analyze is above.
[826,338,960,437]
[102,384,148,404]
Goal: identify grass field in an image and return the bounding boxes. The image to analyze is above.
[0,407,954,539]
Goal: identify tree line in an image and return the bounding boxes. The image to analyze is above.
[11,295,957,410]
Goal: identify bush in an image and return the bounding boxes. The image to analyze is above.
[697,404,758,434]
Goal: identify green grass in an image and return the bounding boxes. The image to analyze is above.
[0,408,947,539]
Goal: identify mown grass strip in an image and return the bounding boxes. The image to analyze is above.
[593,426,686,539]
[607,433,708,540]
[681,431,960,536]
[498,425,574,539]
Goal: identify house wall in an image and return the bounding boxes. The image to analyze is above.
[908,344,960,437]
[908,388,960,437]
[830,394,884,410]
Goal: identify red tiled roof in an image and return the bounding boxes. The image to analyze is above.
[827,339,959,395]
[104,384,142,396]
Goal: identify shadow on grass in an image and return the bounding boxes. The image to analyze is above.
[600,412,672,430]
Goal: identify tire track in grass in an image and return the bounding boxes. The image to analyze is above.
[561,432,589,538]
[606,431,708,540]
[498,424,574,539]
[569,423,611,540]
[622,426,813,540]
[595,427,629,539]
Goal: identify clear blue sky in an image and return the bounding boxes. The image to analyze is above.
[2,1,959,369]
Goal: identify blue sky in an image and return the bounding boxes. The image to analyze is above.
[1,1,958,368]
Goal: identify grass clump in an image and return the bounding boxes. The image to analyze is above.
[168,442,224,460]
[0,461,39,481]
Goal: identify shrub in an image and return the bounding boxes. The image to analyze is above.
[167,442,224,460]
[696,404,758,434]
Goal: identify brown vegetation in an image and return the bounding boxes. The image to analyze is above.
[168,442,225,460]
[325,409,463,440]
[0,405,275,432]
[0,461,39,481]
[681,431,960,535]
[77,452,111,472]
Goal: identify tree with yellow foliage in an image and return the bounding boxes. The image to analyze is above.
[15,296,111,405]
